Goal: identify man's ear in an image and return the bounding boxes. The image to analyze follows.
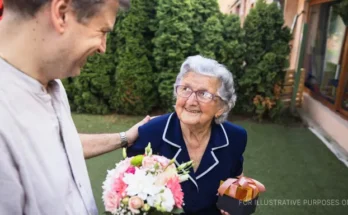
[50,0,71,34]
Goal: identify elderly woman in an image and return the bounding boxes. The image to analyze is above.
[127,55,247,215]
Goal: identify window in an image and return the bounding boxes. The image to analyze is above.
[304,2,348,117]
[342,75,348,111]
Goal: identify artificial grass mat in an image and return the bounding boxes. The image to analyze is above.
[72,114,348,215]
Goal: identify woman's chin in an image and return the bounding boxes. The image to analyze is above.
[180,117,200,126]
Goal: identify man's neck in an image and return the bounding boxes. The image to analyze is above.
[0,13,50,86]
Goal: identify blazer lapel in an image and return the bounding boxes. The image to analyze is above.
[162,113,230,189]
[162,113,199,191]
[195,123,229,180]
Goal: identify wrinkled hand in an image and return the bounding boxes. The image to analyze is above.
[221,210,230,215]
[126,115,151,146]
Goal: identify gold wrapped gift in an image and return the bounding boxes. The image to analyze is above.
[218,177,266,202]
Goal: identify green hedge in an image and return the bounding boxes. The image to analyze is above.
[153,0,195,110]
[110,0,158,115]
[239,0,291,117]
[63,0,291,120]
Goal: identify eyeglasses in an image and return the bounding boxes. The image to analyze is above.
[175,85,221,103]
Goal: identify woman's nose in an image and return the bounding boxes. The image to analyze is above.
[186,92,199,104]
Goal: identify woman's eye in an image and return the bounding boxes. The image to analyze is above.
[202,92,212,98]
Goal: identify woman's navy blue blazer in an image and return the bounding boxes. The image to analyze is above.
[127,112,247,215]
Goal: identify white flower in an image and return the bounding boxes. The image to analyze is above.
[147,187,175,212]
[123,168,162,200]
[161,188,175,212]
[178,174,190,182]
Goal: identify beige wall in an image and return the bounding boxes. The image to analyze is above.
[218,0,234,14]
[302,93,348,152]
[218,0,256,23]
[218,0,229,14]
[219,0,289,23]
[283,0,299,28]
[287,0,308,70]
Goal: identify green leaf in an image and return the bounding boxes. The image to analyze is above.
[171,207,185,214]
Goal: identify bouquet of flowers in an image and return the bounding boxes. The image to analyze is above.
[102,143,193,215]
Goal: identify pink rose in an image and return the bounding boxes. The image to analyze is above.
[153,155,170,167]
[142,156,157,169]
[128,196,144,214]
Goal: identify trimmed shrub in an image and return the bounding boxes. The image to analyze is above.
[240,0,291,116]
[109,0,158,115]
[153,0,194,110]
[196,16,224,59]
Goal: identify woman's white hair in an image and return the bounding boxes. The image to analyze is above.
[174,55,237,124]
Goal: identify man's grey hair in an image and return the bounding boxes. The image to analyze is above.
[4,0,130,22]
[174,55,237,124]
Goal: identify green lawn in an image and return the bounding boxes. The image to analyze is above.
[73,114,348,215]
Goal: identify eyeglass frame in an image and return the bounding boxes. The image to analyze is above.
[174,84,222,103]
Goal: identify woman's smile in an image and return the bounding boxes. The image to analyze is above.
[185,108,202,114]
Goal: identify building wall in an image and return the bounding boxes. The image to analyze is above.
[287,0,308,70]
[283,0,300,28]
[218,0,348,153]
[218,0,233,14]
[302,93,348,152]
[219,0,298,25]
[218,0,307,70]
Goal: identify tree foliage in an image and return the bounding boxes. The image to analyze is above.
[153,0,195,110]
[110,0,158,115]
[63,0,292,121]
[240,0,291,113]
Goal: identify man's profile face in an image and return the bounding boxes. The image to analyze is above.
[57,0,119,78]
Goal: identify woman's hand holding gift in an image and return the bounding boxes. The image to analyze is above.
[221,209,231,215]
[217,176,266,215]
